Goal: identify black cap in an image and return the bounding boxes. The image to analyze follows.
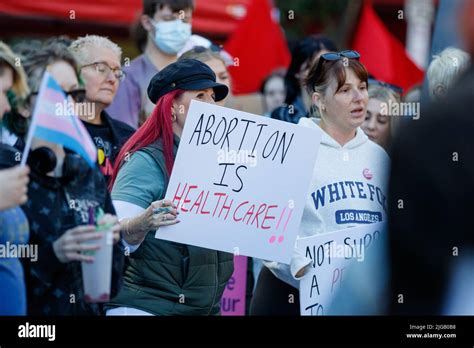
[147,59,229,104]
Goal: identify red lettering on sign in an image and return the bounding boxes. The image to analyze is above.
[262,205,278,230]
[233,201,249,222]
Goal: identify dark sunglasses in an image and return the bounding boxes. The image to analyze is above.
[320,50,361,62]
[188,44,222,54]
[312,50,361,90]
[368,78,403,95]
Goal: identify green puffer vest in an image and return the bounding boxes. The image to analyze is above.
[108,136,234,315]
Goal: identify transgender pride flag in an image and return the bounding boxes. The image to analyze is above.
[21,72,97,167]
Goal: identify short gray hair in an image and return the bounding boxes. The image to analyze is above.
[69,35,122,66]
[427,47,470,100]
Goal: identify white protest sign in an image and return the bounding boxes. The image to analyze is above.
[297,222,387,315]
[155,100,322,264]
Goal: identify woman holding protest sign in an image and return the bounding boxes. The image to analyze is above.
[251,50,390,315]
[178,46,258,312]
[106,58,234,316]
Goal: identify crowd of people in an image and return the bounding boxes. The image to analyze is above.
[1,0,473,316]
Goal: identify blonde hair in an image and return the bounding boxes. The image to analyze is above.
[69,35,122,66]
[0,41,29,98]
[179,46,226,66]
[368,84,401,142]
[368,84,401,104]
[427,47,470,100]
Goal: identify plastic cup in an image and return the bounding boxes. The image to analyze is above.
[81,227,113,303]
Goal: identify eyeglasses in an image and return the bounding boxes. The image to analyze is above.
[368,78,403,95]
[312,50,361,90]
[154,12,191,23]
[81,61,125,81]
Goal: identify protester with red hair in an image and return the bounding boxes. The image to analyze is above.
[107,59,234,316]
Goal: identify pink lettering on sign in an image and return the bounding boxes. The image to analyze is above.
[172,182,294,244]
[221,255,247,315]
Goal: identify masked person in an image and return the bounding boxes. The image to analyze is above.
[106,0,194,128]
[106,59,234,316]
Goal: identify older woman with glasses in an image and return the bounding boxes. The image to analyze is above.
[69,35,135,185]
[251,50,390,315]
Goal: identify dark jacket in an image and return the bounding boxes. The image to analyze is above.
[98,111,135,165]
[388,65,474,314]
[270,95,308,124]
[107,136,234,315]
[81,111,135,185]
[20,157,124,315]
[0,142,20,169]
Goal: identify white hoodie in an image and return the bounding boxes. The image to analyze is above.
[265,117,390,287]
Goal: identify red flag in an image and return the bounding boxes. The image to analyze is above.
[352,1,424,93]
[224,0,291,95]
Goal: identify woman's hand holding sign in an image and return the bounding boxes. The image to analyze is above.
[121,199,179,245]
[152,205,180,227]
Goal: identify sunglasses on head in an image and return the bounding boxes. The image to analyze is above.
[320,50,361,62]
[188,44,222,54]
[312,50,361,88]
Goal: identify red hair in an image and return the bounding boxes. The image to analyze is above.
[109,89,183,191]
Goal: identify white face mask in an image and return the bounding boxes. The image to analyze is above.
[152,19,191,55]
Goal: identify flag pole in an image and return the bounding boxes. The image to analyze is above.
[20,72,48,167]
